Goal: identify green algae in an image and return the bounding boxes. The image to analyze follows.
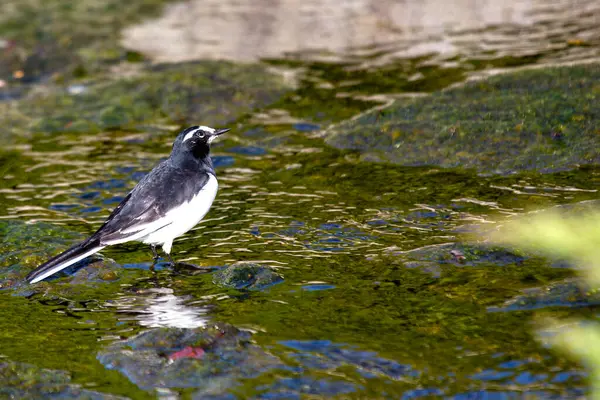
[213,262,284,291]
[326,64,600,173]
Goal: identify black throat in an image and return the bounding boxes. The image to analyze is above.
[171,142,214,173]
[191,142,210,160]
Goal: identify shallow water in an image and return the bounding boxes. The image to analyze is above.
[1,1,600,399]
[1,117,599,398]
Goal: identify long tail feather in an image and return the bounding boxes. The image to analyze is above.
[26,239,105,284]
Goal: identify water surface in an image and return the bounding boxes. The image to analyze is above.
[0,121,598,398]
[0,1,600,398]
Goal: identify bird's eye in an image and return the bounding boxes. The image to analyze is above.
[197,132,205,138]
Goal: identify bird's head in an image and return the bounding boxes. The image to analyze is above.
[172,125,229,161]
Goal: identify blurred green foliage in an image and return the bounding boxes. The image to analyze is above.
[492,208,600,397]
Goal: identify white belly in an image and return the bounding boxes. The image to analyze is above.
[141,174,218,250]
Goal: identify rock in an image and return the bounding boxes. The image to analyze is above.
[254,377,357,398]
[326,64,600,174]
[66,258,121,285]
[97,324,282,393]
[488,279,600,312]
[387,242,526,269]
[0,220,79,285]
[98,326,415,397]
[402,261,443,278]
[280,340,418,380]
[212,262,284,291]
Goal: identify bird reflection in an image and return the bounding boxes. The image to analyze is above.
[114,287,209,329]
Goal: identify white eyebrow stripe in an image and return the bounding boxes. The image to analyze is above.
[183,126,215,142]
[198,125,215,133]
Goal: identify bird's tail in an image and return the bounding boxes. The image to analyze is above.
[26,238,105,284]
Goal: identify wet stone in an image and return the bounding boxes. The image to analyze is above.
[488,279,600,312]
[97,324,283,393]
[96,334,420,398]
[387,242,526,269]
[212,262,284,291]
[0,0,176,82]
[402,261,442,278]
[281,340,418,380]
[255,377,358,398]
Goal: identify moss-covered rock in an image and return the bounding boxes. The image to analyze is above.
[0,61,289,140]
[386,242,527,268]
[326,64,600,173]
[212,262,284,291]
[97,324,281,393]
[488,279,600,312]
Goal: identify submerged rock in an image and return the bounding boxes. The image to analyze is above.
[98,325,416,397]
[488,279,600,312]
[386,242,526,270]
[281,340,418,380]
[254,377,358,398]
[326,64,600,174]
[0,360,127,399]
[213,262,284,291]
[97,324,282,394]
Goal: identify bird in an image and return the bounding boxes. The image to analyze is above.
[26,125,229,284]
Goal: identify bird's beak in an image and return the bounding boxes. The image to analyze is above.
[213,128,230,136]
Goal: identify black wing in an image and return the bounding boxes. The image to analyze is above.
[89,161,210,244]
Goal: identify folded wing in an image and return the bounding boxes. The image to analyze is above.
[93,162,210,245]
[27,161,211,283]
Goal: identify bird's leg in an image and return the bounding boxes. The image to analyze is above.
[161,240,175,266]
[149,245,160,272]
[166,253,175,266]
[150,245,159,261]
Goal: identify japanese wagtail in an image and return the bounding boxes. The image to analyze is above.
[26,125,229,284]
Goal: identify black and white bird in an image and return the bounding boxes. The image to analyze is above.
[26,125,229,284]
